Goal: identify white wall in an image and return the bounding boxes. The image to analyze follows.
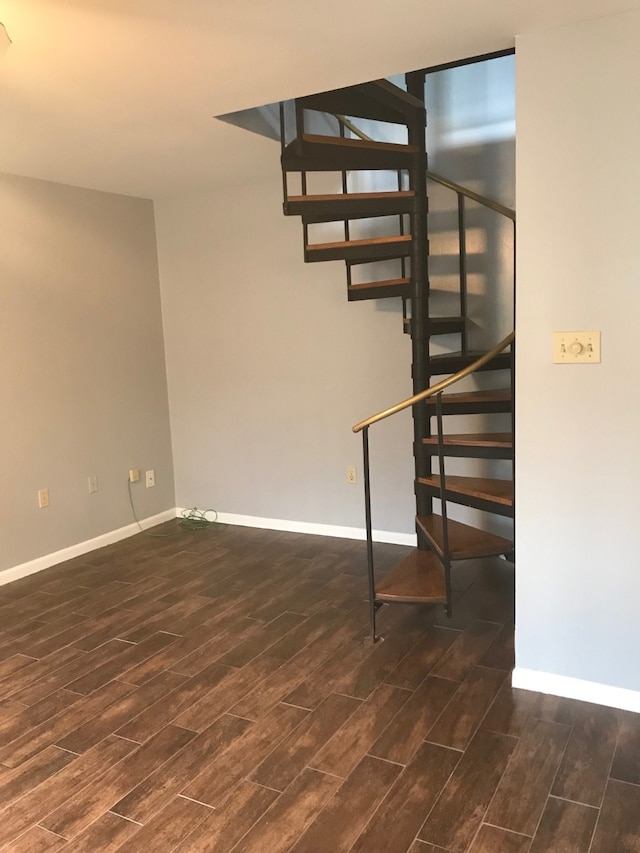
[515,9,640,696]
[0,174,175,575]
[155,138,416,539]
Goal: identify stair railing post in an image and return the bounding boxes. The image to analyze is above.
[435,392,453,616]
[362,426,378,642]
[458,192,468,354]
[405,71,432,525]
[279,102,289,210]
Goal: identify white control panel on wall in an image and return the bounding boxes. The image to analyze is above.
[553,331,601,364]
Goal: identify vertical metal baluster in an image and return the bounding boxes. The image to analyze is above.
[398,169,406,285]
[362,427,378,642]
[458,193,468,354]
[435,392,452,617]
[279,102,289,209]
[340,121,351,288]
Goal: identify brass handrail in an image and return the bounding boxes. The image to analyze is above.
[352,331,515,433]
[333,115,515,222]
[426,171,515,221]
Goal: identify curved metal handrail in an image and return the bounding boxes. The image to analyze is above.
[352,331,515,434]
[334,115,515,222]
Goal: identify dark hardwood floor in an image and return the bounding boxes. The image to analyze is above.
[0,522,637,851]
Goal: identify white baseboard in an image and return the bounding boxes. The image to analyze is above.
[2,508,416,590]
[0,509,178,588]
[179,509,417,547]
[512,667,640,714]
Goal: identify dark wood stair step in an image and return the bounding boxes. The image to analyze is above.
[424,389,512,415]
[376,550,446,605]
[347,278,412,301]
[305,234,411,263]
[416,514,513,560]
[285,191,416,222]
[282,134,418,172]
[422,432,513,459]
[298,79,425,126]
[418,475,514,518]
[429,350,512,375]
[403,316,466,336]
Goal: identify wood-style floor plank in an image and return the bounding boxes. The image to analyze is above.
[419,729,517,852]
[181,702,309,808]
[248,692,360,791]
[431,620,502,681]
[310,683,411,777]
[426,665,507,751]
[0,525,636,853]
[40,724,196,839]
[114,795,213,852]
[172,782,279,853]
[484,717,571,836]
[0,736,137,849]
[589,779,640,853]
[467,825,532,852]
[610,714,640,785]
[290,754,402,852]
[369,675,460,765]
[528,796,598,853]
[351,741,460,853]
[229,768,340,853]
[551,702,619,806]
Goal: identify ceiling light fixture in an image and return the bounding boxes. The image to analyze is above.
[0,23,11,59]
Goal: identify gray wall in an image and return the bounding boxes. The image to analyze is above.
[155,145,416,538]
[0,173,175,574]
[516,9,640,692]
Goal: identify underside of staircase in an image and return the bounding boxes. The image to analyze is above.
[279,72,515,639]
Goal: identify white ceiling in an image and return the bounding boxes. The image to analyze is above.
[0,0,638,199]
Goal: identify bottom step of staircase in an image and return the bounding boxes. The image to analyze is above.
[416,514,513,560]
[376,550,446,605]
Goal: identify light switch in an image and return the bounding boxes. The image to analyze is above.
[553,331,600,364]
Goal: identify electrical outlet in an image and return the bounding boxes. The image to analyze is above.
[128,468,140,483]
[38,488,50,509]
[145,469,155,488]
[88,475,98,494]
[347,466,357,484]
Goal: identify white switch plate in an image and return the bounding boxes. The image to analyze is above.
[553,331,601,364]
[145,469,155,488]
[38,488,50,509]
[88,475,98,494]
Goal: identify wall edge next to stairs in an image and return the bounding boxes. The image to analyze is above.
[512,667,640,714]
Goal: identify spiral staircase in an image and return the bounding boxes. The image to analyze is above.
[279,71,515,639]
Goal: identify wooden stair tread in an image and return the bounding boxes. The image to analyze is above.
[418,475,514,506]
[305,234,412,263]
[307,234,411,252]
[287,191,415,204]
[376,550,446,604]
[300,134,417,154]
[286,190,416,222]
[422,432,513,448]
[349,277,410,291]
[429,350,512,375]
[425,389,511,406]
[416,514,513,560]
[347,278,411,302]
[282,134,417,172]
[298,79,425,125]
